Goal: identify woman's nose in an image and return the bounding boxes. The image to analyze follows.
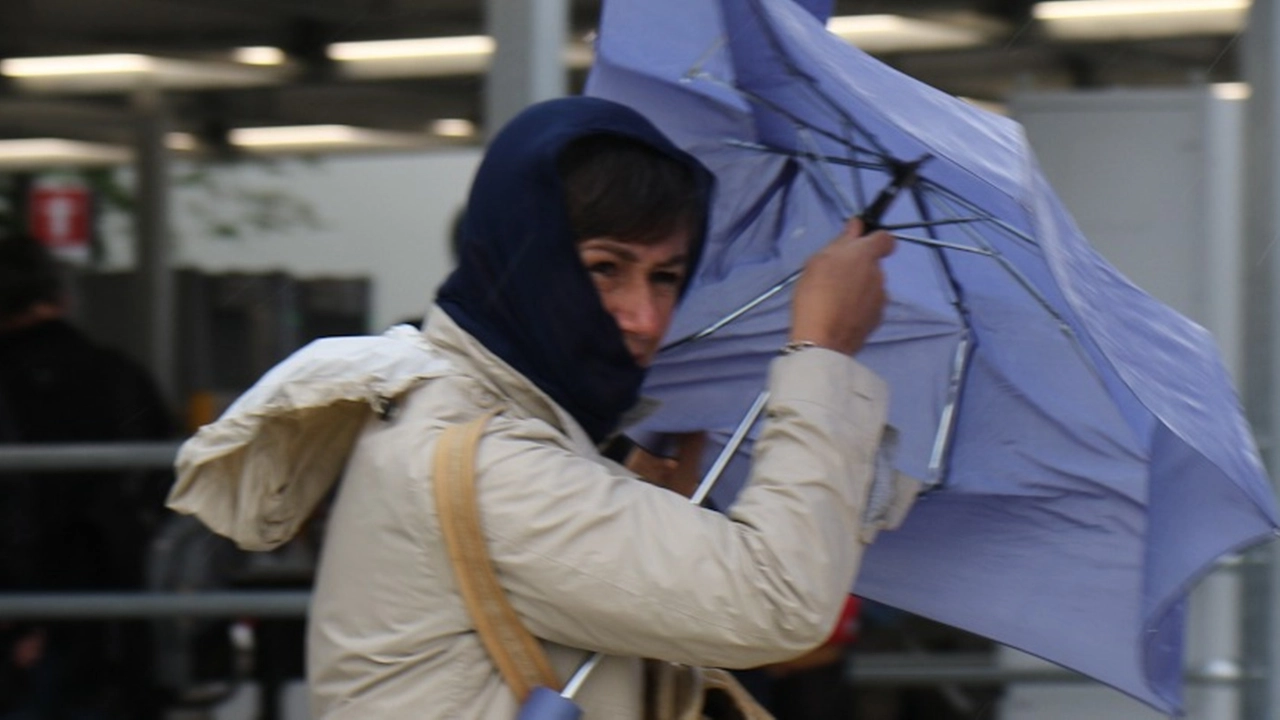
[611,280,662,340]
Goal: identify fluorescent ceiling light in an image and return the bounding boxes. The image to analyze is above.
[233,46,288,66]
[329,36,494,79]
[229,124,428,153]
[429,118,477,138]
[0,138,130,169]
[329,35,495,61]
[328,35,594,79]
[827,14,992,53]
[1034,0,1249,40]
[1,53,154,76]
[166,132,200,151]
[0,53,285,93]
[1212,82,1250,100]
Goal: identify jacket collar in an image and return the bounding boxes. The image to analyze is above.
[424,305,600,453]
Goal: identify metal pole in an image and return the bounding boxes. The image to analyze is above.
[483,0,568,138]
[0,591,311,619]
[1240,1,1280,717]
[692,392,769,505]
[566,395,771,698]
[848,654,1248,688]
[133,87,176,404]
[0,441,181,473]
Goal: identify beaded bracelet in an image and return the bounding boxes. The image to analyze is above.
[780,340,820,355]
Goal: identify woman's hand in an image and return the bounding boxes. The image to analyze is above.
[790,218,895,355]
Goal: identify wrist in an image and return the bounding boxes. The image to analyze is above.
[781,340,821,355]
[785,334,852,355]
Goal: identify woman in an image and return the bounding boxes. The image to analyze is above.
[170,96,894,718]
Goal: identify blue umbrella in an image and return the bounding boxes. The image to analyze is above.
[586,0,1279,713]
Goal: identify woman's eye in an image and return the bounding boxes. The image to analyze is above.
[652,271,684,288]
[588,261,618,278]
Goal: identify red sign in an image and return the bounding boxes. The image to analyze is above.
[28,185,93,262]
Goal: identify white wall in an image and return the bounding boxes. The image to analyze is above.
[103,148,483,333]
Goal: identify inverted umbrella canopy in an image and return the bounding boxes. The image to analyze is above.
[586,0,1279,713]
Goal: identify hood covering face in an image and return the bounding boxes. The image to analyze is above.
[437,97,711,443]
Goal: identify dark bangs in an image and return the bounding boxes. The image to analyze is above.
[558,134,705,245]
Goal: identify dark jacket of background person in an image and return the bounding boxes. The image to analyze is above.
[0,234,175,720]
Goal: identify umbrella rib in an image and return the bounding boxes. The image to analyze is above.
[725,139,888,172]
[894,233,992,255]
[798,129,859,217]
[566,390,770,697]
[929,335,973,481]
[719,159,797,253]
[662,269,803,351]
[783,150,992,258]
[696,72,887,160]
[693,391,771,505]
[844,125,869,210]
[921,179,1040,248]
[790,147,990,256]
[909,180,974,485]
[882,217,987,232]
[681,36,729,82]
[734,145,1009,244]
[926,192,1108,386]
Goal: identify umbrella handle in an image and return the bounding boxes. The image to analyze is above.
[859,155,930,230]
[515,687,584,720]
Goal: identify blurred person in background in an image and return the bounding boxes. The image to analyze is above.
[0,234,175,720]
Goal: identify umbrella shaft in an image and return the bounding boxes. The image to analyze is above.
[693,391,771,505]
[567,391,772,696]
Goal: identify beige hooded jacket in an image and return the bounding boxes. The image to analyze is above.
[169,306,895,719]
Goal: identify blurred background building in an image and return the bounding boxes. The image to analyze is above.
[0,1,1276,719]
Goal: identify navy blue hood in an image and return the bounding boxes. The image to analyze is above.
[436,97,711,443]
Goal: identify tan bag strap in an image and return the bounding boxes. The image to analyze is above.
[433,411,561,701]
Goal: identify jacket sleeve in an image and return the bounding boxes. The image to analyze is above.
[472,347,889,669]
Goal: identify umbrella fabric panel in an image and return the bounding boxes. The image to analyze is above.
[588,1,755,154]
[944,323,1149,504]
[718,0,1031,207]
[697,430,1159,708]
[857,492,1160,709]
[1035,177,1275,516]
[1145,424,1277,614]
[1142,423,1280,700]
[687,152,816,288]
[591,0,746,120]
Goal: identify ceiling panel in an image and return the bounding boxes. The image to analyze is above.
[0,0,1252,149]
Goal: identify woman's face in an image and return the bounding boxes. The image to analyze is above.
[578,228,692,368]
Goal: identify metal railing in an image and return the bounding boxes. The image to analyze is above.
[849,653,1245,687]
[0,441,183,473]
[0,591,311,619]
[0,441,1252,696]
